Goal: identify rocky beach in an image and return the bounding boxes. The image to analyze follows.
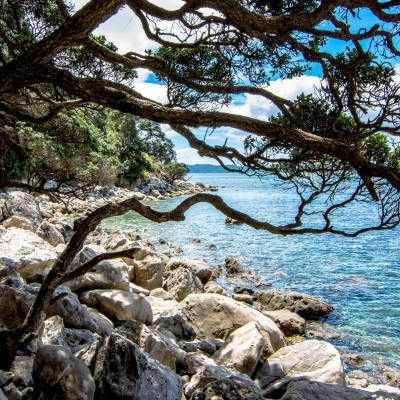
[0,178,400,400]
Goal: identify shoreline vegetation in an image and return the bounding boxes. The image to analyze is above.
[0,177,399,399]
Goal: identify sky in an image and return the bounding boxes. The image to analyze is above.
[70,1,400,165]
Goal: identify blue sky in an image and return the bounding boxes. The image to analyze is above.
[71,1,400,164]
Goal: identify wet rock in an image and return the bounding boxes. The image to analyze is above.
[80,289,152,324]
[211,322,265,377]
[93,332,182,400]
[234,286,255,295]
[32,345,95,400]
[189,238,201,244]
[255,339,345,397]
[163,266,203,302]
[260,309,306,336]
[281,381,400,400]
[225,258,250,274]
[255,289,334,319]
[191,378,265,400]
[225,217,244,225]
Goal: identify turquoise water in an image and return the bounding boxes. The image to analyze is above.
[103,173,400,369]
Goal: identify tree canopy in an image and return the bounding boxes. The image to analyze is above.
[1,0,400,236]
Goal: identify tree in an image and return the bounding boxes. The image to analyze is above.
[1,0,400,366]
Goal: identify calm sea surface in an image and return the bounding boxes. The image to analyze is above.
[103,173,400,370]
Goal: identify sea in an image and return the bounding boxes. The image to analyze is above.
[102,173,400,372]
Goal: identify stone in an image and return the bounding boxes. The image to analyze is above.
[225,257,250,274]
[179,340,218,357]
[10,356,34,387]
[382,365,400,388]
[39,316,68,347]
[153,314,196,342]
[149,287,174,300]
[3,191,42,229]
[0,389,6,400]
[177,294,286,358]
[2,383,23,400]
[117,320,186,371]
[32,345,95,400]
[255,289,334,319]
[80,289,152,324]
[281,381,400,400]
[184,353,259,398]
[64,328,100,353]
[191,378,265,400]
[234,285,255,295]
[255,339,345,397]
[165,258,217,284]
[0,228,58,280]
[211,322,265,377]
[225,217,243,225]
[232,293,254,305]
[2,216,34,232]
[146,296,179,320]
[84,307,114,336]
[36,221,64,246]
[203,281,229,296]
[93,332,182,400]
[163,266,203,302]
[260,309,306,336]
[134,256,165,290]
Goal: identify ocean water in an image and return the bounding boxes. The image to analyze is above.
[103,173,400,370]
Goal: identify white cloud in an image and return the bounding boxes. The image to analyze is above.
[176,147,219,165]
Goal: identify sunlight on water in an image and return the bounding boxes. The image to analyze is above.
[103,173,400,368]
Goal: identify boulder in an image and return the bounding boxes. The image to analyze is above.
[281,381,400,400]
[153,314,196,342]
[0,228,58,280]
[93,332,182,400]
[255,289,334,319]
[36,221,64,246]
[146,296,180,320]
[203,281,229,296]
[10,355,34,387]
[184,353,259,398]
[129,283,149,296]
[165,258,217,283]
[149,288,174,300]
[2,216,34,231]
[163,266,203,302]
[80,289,152,324]
[32,345,95,400]
[134,256,165,290]
[84,307,114,336]
[39,316,68,347]
[179,339,218,357]
[232,293,254,305]
[2,191,42,229]
[178,294,286,358]
[191,378,265,400]
[225,257,250,274]
[255,339,345,397]
[211,322,265,377]
[260,309,306,336]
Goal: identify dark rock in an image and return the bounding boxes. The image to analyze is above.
[191,378,265,400]
[153,315,196,342]
[188,238,201,244]
[225,217,243,225]
[234,286,255,295]
[225,258,250,275]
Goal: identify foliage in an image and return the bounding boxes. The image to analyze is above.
[164,162,190,183]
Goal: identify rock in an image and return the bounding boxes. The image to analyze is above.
[10,356,34,387]
[2,383,23,400]
[0,228,58,280]
[65,245,130,292]
[189,238,201,244]
[184,353,259,398]
[260,309,306,336]
[117,320,186,371]
[234,285,255,295]
[84,307,114,336]
[281,381,400,400]
[80,289,152,324]
[36,221,64,246]
[232,293,254,305]
[2,216,35,231]
[255,339,345,396]
[206,244,217,249]
[203,281,229,296]
[165,257,217,283]
[255,289,334,319]
[163,266,203,302]
[0,370,14,387]
[129,282,150,296]
[178,294,286,358]
[225,217,243,225]
[32,345,95,400]
[191,378,265,400]
[179,340,218,356]
[153,314,196,342]
[225,257,250,274]
[149,288,174,300]
[134,256,165,290]
[39,316,68,347]
[93,332,182,400]
[382,366,400,388]
[211,322,265,376]
[0,389,6,400]
[3,191,42,229]
[146,296,179,320]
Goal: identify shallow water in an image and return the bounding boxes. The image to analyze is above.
[103,173,400,369]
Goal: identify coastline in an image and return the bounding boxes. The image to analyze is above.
[0,179,399,399]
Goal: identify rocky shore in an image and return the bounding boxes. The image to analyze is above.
[0,179,399,400]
